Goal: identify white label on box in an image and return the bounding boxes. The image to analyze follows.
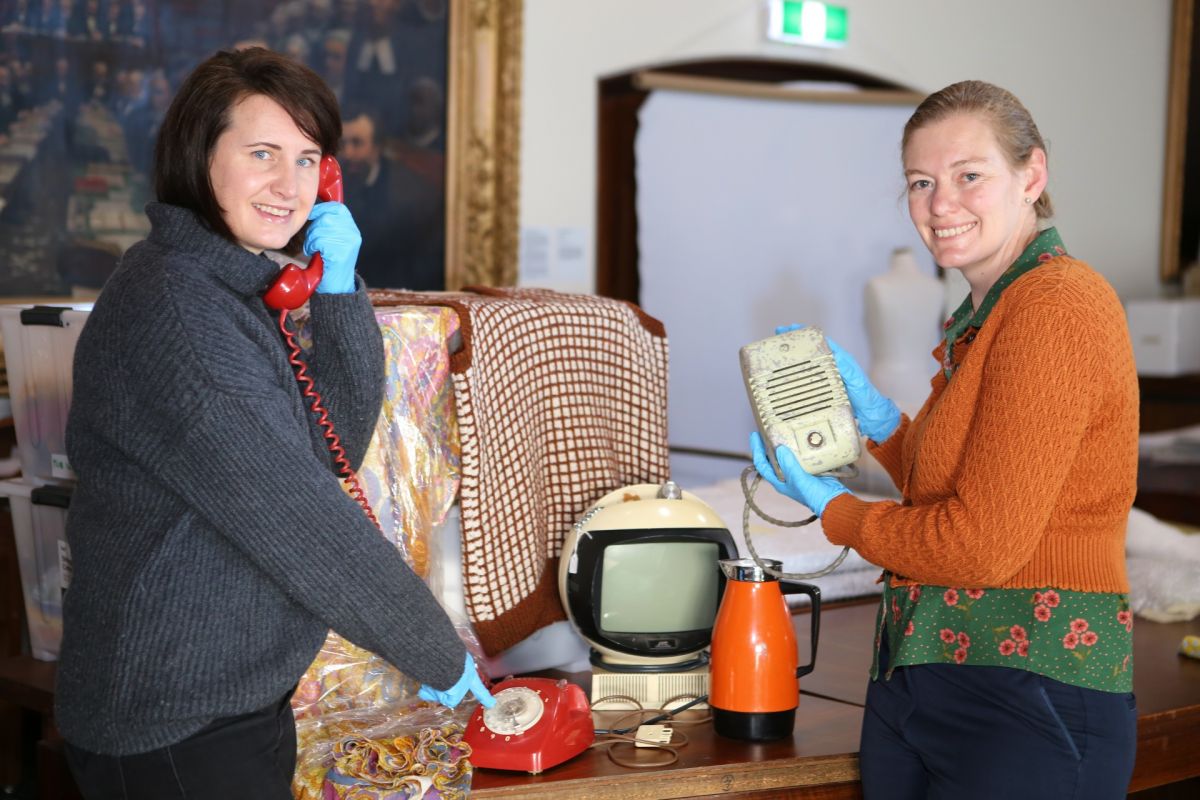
[51,452,75,480]
[59,539,72,592]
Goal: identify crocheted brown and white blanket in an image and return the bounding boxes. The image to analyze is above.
[370,287,670,655]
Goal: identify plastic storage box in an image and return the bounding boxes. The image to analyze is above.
[0,477,72,660]
[1125,298,1200,376]
[0,304,92,481]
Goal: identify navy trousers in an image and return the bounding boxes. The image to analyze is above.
[858,644,1137,800]
[64,689,297,800]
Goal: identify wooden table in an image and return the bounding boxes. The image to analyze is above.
[1124,614,1200,792]
[3,600,1197,799]
[471,694,863,799]
[471,600,1200,798]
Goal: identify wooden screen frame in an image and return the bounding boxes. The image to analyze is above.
[1162,0,1194,282]
[596,58,918,304]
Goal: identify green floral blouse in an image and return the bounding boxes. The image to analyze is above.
[874,584,1134,692]
[873,228,1134,693]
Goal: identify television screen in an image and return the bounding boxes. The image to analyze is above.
[599,541,720,634]
[560,522,738,662]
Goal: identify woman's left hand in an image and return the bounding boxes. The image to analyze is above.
[304,201,362,294]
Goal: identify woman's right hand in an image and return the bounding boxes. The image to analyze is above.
[304,201,362,294]
[418,652,496,709]
[775,324,901,443]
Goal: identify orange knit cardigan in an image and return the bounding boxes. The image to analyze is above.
[821,257,1138,593]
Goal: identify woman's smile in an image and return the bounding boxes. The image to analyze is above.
[933,221,977,239]
[251,202,295,221]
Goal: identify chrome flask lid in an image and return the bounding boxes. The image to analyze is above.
[719,557,782,582]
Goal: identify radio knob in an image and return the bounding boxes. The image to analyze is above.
[806,431,825,448]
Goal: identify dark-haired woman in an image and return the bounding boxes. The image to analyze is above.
[56,47,491,799]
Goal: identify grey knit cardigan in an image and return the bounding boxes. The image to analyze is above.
[55,203,466,755]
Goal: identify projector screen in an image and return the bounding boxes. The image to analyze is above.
[636,89,934,456]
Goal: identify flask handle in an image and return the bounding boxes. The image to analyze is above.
[780,581,822,678]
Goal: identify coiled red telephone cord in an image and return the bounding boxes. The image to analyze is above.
[277,309,380,529]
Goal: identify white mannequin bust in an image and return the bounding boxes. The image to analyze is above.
[864,247,944,418]
[941,266,971,323]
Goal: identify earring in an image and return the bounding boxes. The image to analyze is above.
[1024,197,1033,204]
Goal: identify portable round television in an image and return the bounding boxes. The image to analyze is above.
[558,481,738,670]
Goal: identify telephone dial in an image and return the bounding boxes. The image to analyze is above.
[463,677,594,774]
[263,153,344,311]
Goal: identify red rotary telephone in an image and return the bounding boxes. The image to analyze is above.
[263,154,344,311]
[463,677,594,774]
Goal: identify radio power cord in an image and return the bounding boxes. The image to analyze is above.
[590,694,710,768]
[739,465,850,581]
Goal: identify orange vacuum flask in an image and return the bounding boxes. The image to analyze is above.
[709,558,821,741]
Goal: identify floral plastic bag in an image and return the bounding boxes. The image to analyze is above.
[285,302,478,799]
[292,625,484,799]
[321,720,473,799]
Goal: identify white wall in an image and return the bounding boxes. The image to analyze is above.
[638,92,928,453]
[519,0,1172,301]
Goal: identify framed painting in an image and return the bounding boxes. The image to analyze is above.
[446,0,521,289]
[0,0,520,297]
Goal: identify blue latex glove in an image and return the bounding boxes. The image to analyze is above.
[418,652,497,709]
[750,431,850,517]
[303,201,361,294]
[774,324,901,443]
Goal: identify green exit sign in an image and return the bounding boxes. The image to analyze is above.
[767,1,849,48]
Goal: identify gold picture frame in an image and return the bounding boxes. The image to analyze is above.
[445,0,523,290]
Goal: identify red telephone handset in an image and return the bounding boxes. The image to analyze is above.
[263,154,344,311]
[266,154,378,528]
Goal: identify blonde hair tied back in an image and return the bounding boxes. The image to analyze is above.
[902,80,1053,220]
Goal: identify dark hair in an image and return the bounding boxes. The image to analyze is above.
[154,47,342,246]
[902,80,1053,220]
